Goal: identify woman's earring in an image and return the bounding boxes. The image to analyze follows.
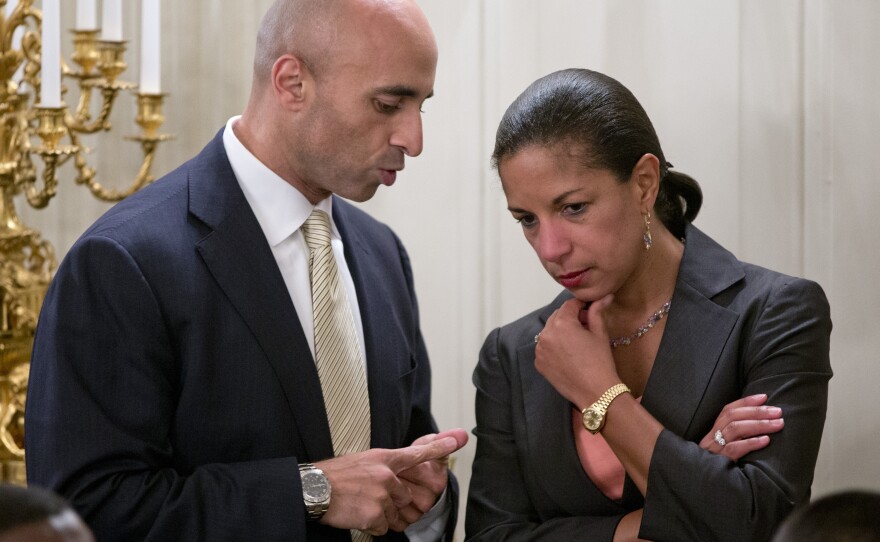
[643,213,653,250]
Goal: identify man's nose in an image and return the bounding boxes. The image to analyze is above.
[390,109,424,157]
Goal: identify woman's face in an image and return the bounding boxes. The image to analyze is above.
[500,144,651,302]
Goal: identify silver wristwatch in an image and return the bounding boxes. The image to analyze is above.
[299,463,331,521]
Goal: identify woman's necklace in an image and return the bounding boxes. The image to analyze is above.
[608,300,672,348]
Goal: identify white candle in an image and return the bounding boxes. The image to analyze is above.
[140,0,161,94]
[101,0,123,41]
[75,0,96,30]
[40,0,61,106]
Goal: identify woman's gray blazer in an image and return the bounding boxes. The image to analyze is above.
[466,225,832,542]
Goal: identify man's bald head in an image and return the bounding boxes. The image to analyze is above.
[253,0,331,84]
[252,0,435,86]
[237,0,437,202]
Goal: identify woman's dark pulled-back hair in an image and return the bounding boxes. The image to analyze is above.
[492,68,702,239]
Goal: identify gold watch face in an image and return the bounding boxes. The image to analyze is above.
[582,407,604,433]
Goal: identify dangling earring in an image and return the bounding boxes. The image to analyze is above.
[643,212,653,250]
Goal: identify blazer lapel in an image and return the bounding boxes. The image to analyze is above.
[642,225,744,437]
[642,284,737,436]
[189,133,334,461]
[333,199,410,449]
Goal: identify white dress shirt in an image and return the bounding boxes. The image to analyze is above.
[223,118,365,365]
[222,117,448,540]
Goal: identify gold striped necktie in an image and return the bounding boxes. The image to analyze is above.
[302,209,372,542]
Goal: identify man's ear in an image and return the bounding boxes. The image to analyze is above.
[631,153,661,212]
[272,54,311,111]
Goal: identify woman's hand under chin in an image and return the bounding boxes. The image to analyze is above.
[534,294,620,408]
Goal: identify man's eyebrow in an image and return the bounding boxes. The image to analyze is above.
[376,85,434,100]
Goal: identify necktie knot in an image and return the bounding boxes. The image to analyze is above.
[302,209,332,252]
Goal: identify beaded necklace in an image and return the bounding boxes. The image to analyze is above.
[608,300,672,348]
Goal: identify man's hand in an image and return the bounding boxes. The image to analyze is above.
[396,429,469,525]
[316,432,467,535]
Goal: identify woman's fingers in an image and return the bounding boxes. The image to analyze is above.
[701,419,782,458]
[700,394,785,460]
[583,294,613,334]
[720,418,785,442]
[723,393,770,410]
[715,435,772,461]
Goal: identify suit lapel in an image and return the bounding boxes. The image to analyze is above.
[189,133,334,461]
[333,199,408,449]
[642,225,744,437]
[641,283,738,436]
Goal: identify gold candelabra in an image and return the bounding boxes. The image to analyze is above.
[0,0,172,485]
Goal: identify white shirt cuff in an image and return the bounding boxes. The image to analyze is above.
[404,486,451,541]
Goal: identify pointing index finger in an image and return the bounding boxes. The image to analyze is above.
[386,436,461,474]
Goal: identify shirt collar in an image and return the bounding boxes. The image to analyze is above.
[222,116,337,246]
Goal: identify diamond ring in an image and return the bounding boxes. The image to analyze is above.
[714,430,727,447]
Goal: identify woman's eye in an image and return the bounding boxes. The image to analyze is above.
[515,214,537,228]
[562,203,587,217]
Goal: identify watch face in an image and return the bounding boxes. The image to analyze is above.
[583,408,604,432]
[301,471,331,503]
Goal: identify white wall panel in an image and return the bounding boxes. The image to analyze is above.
[811,0,880,496]
[739,1,805,277]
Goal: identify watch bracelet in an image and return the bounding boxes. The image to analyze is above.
[590,383,631,412]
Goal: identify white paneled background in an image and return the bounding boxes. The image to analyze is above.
[17,1,880,538]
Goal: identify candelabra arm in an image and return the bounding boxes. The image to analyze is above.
[68,92,173,202]
[22,153,57,208]
[67,84,121,134]
[66,39,135,134]
[72,138,157,202]
[19,107,75,209]
[72,85,92,123]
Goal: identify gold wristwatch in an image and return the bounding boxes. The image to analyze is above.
[581,383,631,434]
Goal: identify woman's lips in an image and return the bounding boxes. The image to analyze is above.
[557,269,587,288]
